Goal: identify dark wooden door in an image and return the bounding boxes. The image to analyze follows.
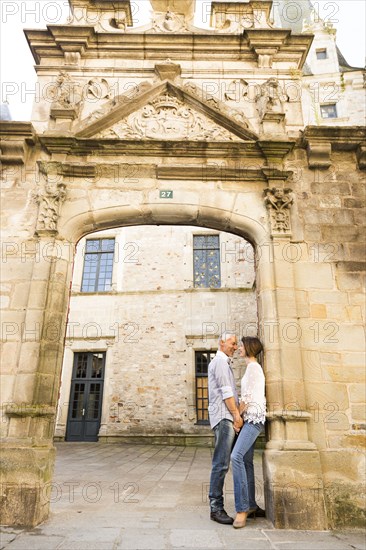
[66,352,105,442]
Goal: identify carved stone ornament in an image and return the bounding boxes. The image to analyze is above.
[111,9,128,30]
[152,10,188,33]
[96,93,242,141]
[86,78,112,100]
[34,180,67,234]
[183,80,250,130]
[64,51,81,66]
[224,79,249,102]
[264,187,293,235]
[50,71,83,120]
[256,78,288,120]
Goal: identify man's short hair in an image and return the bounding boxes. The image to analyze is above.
[218,332,236,347]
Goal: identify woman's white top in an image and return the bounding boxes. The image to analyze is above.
[241,361,266,424]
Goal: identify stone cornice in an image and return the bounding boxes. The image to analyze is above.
[37,162,294,184]
[38,136,260,158]
[302,126,366,169]
[302,126,366,150]
[0,122,36,164]
[0,121,35,138]
[25,26,313,68]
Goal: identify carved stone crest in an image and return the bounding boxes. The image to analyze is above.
[34,179,67,234]
[97,93,241,141]
[152,10,187,33]
[264,187,293,235]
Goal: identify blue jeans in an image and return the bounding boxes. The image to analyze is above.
[209,419,236,512]
[231,421,264,513]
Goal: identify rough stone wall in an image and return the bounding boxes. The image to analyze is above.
[284,147,366,528]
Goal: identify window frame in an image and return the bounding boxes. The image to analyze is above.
[320,103,338,119]
[195,350,216,425]
[80,238,115,293]
[316,48,327,60]
[193,234,221,289]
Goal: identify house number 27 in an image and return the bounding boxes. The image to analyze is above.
[160,190,173,198]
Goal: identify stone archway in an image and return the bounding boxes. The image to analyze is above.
[1,183,327,529]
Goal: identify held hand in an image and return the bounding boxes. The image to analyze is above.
[239,401,247,415]
[233,415,243,432]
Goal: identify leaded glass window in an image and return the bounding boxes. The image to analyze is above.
[81,238,115,292]
[193,235,221,288]
[195,351,215,424]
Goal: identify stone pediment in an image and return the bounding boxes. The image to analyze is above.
[76,80,258,142]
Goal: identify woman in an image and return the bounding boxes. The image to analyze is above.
[231,336,266,529]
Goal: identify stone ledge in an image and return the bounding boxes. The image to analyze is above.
[54,433,267,448]
[59,434,215,447]
[4,404,56,418]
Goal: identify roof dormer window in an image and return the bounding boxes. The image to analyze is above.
[320,104,338,119]
[316,48,328,60]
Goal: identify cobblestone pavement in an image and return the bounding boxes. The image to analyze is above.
[1,443,365,550]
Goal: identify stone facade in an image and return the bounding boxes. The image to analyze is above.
[55,226,257,442]
[1,0,365,531]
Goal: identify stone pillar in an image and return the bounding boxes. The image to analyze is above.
[0,237,73,526]
[259,188,328,529]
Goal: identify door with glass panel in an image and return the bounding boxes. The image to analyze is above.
[66,352,105,441]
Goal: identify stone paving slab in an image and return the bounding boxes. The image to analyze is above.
[1,443,365,550]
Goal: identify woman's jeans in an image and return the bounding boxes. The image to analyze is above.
[209,419,236,512]
[231,421,264,513]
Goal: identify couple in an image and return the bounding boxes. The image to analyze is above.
[208,332,266,529]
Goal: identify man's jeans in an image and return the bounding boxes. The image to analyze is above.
[231,421,264,512]
[209,419,236,512]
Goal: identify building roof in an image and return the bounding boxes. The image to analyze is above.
[0,103,12,121]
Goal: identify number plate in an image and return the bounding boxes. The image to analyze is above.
[159,190,173,199]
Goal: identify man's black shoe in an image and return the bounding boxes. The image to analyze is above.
[247,506,266,518]
[210,510,234,524]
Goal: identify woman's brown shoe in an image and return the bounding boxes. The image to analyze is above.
[233,512,248,529]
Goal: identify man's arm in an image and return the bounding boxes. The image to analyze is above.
[224,396,243,432]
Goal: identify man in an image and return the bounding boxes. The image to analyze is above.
[208,332,243,524]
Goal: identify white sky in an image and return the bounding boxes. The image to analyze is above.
[0,0,365,120]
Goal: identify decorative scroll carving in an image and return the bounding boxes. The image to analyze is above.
[111,9,128,30]
[211,4,273,33]
[152,11,188,33]
[50,71,83,120]
[34,180,66,234]
[78,82,151,131]
[224,79,249,102]
[97,93,241,141]
[183,80,250,130]
[86,78,112,100]
[306,142,332,169]
[264,187,293,234]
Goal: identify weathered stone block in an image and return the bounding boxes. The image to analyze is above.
[306,382,349,411]
[0,445,55,527]
[336,271,363,291]
[322,225,361,242]
[263,449,328,530]
[349,384,366,403]
[295,263,334,290]
[310,304,327,319]
[351,404,366,422]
